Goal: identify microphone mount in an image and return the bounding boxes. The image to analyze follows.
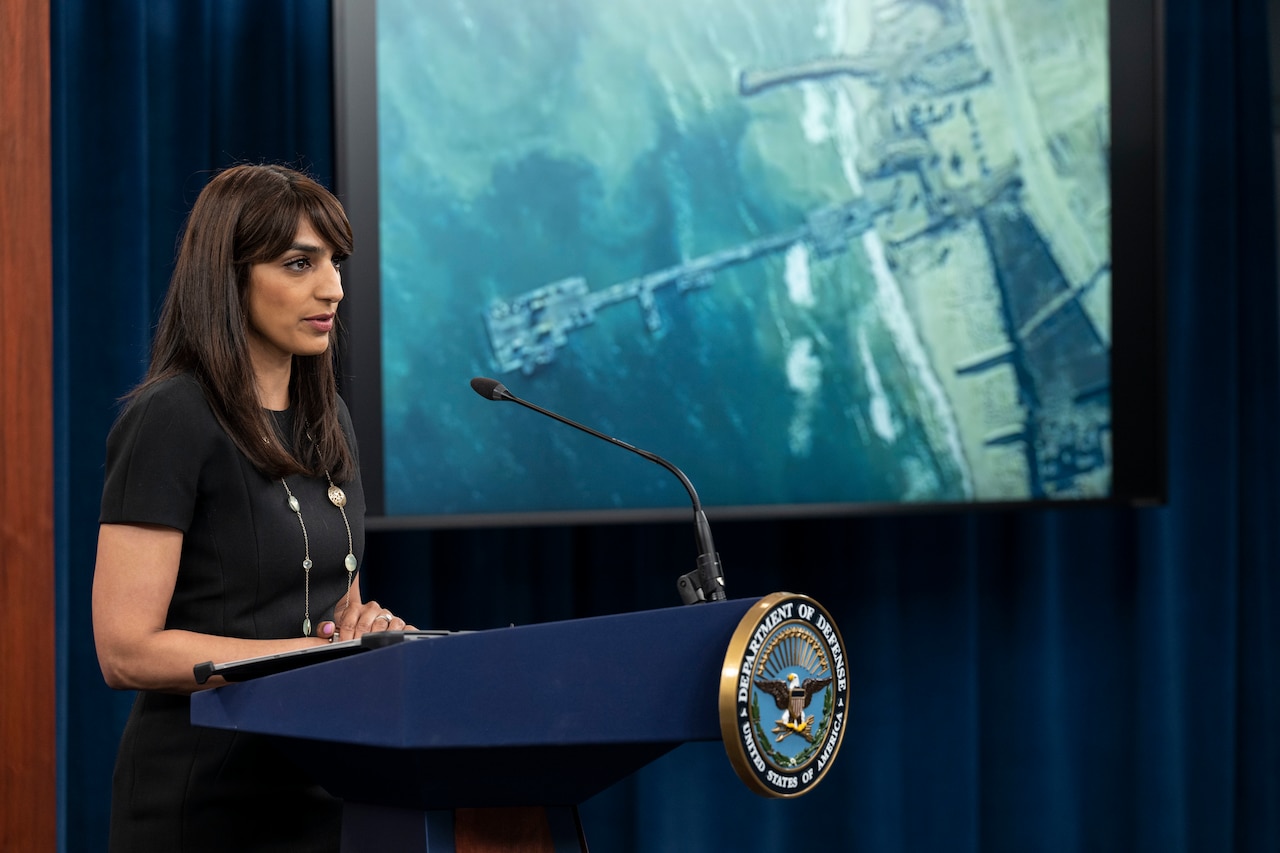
[470,377,726,604]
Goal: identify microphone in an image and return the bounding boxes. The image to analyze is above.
[470,376,726,604]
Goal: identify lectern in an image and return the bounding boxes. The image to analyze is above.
[191,597,762,852]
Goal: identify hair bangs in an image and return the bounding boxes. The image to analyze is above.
[235,168,353,267]
[302,190,354,259]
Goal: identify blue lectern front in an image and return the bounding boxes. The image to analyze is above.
[190,597,761,852]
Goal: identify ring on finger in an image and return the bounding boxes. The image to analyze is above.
[375,613,393,623]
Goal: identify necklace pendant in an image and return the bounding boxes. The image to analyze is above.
[303,617,312,637]
[327,484,347,508]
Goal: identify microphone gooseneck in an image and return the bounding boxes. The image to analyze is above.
[469,376,726,604]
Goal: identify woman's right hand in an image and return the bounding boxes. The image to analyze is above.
[331,592,416,640]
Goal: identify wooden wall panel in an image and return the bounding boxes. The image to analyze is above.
[0,0,57,850]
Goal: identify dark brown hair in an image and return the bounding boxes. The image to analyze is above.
[134,163,357,481]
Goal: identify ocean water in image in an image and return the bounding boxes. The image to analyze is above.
[373,0,1111,520]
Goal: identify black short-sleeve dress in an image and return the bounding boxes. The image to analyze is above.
[99,373,365,852]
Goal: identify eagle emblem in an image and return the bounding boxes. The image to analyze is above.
[755,672,832,742]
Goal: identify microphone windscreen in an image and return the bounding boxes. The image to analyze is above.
[470,376,507,400]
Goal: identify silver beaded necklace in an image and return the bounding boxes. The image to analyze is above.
[278,430,358,637]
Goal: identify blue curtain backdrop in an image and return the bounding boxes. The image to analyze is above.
[51,2,1279,852]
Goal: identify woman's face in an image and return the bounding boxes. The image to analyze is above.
[244,217,344,371]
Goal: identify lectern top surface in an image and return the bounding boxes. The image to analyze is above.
[193,630,454,684]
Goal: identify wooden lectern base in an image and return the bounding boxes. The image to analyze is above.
[341,803,587,853]
[456,807,584,852]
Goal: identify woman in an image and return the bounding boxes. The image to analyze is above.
[93,164,411,851]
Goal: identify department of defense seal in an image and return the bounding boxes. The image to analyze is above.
[719,592,848,798]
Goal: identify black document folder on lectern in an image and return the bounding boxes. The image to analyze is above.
[193,630,453,684]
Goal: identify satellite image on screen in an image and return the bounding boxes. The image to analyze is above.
[374,0,1111,519]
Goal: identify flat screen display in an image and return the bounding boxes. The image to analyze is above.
[333,0,1164,527]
